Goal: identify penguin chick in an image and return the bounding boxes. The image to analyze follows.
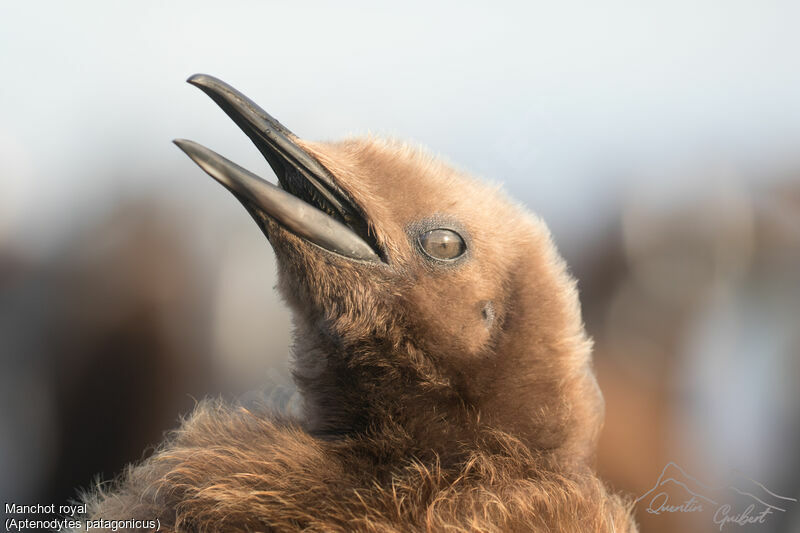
[80,75,637,532]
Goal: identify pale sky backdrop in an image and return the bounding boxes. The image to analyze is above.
[2,1,800,257]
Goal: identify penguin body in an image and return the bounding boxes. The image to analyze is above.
[80,76,637,532]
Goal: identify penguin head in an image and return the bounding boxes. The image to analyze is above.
[176,75,602,455]
[283,136,544,362]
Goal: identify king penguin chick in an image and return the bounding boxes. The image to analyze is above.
[80,75,637,532]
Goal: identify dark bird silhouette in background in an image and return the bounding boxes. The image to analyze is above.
[81,75,637,532]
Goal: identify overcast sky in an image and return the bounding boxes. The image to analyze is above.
[2,1,799,255]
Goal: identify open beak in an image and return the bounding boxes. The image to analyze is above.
[174,74,380,263]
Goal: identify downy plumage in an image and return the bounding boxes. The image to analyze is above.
[79,75,637,532]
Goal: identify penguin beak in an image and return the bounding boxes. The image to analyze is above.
[174,74,381,263]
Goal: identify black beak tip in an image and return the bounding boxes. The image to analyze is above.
[172,138,192,155]
[186,73,212,87]
[172,139,208,170]
[186,74,229,96]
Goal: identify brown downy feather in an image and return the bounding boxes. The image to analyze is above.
[79,138,637,532]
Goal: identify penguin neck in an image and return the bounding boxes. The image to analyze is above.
[291,327,479,461]
[289,276,601,468]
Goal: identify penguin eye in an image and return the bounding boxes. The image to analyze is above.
[418,229,466,261]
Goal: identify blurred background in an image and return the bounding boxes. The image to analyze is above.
[1,2,799,531]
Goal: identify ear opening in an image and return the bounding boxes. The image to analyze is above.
[481,300,495,326]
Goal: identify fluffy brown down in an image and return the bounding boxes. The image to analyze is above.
[78,138,637,532]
